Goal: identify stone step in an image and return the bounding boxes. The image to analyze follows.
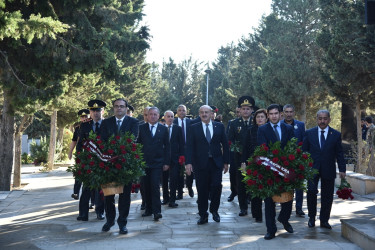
[341,219,375,250]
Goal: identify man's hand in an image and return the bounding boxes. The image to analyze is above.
[68,152,72,160]
[163,165,169,171]
[223,164,228,174]
[240,162,246,172]
[185,164,192,176]
[339,172,346,179]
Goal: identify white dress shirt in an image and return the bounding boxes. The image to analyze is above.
[318,126,329,146]
[149,122,158,137]
[202,121,213,139]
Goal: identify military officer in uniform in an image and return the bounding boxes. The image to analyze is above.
[228,96,255,216]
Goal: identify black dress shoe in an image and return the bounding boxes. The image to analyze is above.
[119,226,128,234]
[142,212,152,217]
[102,221,115,232]
[161,200,169,205]
[197,216,208,225]
[188,187,194,197]
[140,203,146,210]
[97,213,105,220]
[89,204,94,209]
[320,221,332,229]
[278,220,293,233]
[255,218,263,223]
[227,196,234,202]
[176,194,183,200]
[308,218,315,228]
[212,212,220,222]
[296,209,305,217]
[71,194,79,200]
[264,232,276,240]
[168,202,178,208]
[153,213,162,221]
[77,215,88,221]
[239,210,248,216]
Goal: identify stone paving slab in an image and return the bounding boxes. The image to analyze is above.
[0,167,373,249]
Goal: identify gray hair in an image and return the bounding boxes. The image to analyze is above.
[164,110,174,116]
[283,104,295,111]
[317,109,330,118]
[177,104,187,110]
[149,106,160,114]
[199,105,213,112]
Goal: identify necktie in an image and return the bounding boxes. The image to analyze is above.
[181,118,185,143]
[151,125,155,137]
[95,122,100,133]
[206,123,211,143]
[244,120,248,127]
[168,125,171,140]
[117,120,121,133]
[273,124,280,141]
[320,130,326,149]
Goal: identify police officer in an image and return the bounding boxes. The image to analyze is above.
[228,96,255,217]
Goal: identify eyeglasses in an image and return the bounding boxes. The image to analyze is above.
[114,105,126,109]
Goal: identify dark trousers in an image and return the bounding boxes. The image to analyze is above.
[251,196,262,220]
[295,188,303,210]
[229,151,237,197]
[104,183,132,227]
[144,167,162,214]
[78,186,91,217]
[178,170,194,195]
[264,197,292,234]
[195,158,223,218]
[94,189,104,215]
[307,173,335,223]
[73,179,82,195]
[140,176,146,205]
[162,169,170,202]
[169,163,180,203]
[235,154,247,210]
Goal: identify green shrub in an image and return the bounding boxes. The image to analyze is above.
[30,137,49,165]
[21,152,34,164]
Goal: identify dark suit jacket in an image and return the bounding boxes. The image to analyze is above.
[77,120,100,152]
[173,117,192,152]
[137,123,171,168]
[100,115,139,141]
[257,122,294,148]
[302,126,346,180]
[242,125,259,163]
[186,121,229,170]
[281,119,305,143]
[168,124,184,165]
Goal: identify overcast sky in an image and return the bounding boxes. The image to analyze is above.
[141,0,272,65]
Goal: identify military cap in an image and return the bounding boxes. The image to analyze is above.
[210,106,218,113]
[186,114,193,119]
[238,96,255,108]
[88,100,106,110]
[77,109,89,116]
[128,104,134,112]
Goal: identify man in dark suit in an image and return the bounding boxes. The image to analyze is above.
[303,110,346,229]
[281,104,306,217]
[186,105,229,225]
[100,98,139,234]
[137,107,170,221]
[162,110,184,207]
[76,100,106,222]
[257,104,294,240]
[173,104,194,199]
[228,96,255,216]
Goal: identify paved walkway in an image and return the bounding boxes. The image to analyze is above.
[0,165,373,249]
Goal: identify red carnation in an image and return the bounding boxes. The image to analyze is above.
[299,164,305,171]
[298,142,303,146]
[296,148,301,154]
[258,184,264,190]
[267,179,273,185]
[88,154,92,159]
[298,174,304,180]
[258,174,264,180]
[264,146,269,151]
[116,135,121,140]
[131,147,136,152]
[283,161,290,166]
[135,154,140,159]
[97,140,102,144]
[309,162,313,167]
[275,177,281,183]
[127,138,132,143]
[111,140,116,145]
[76,158,81,164]
[272,149,279,155]
[228,141,232,146]
[99,145,104,149]
[247,161,251,166]
[89,161,95,166]
[273,171,279,176]
[272,157,279,163]
[252,170,258,176]
[99,162,105,168]
[289,168,295,173]
[302,154,308,159]
[247,179,254,186]
[81,164,85,168]
[105,166,110,172]
[284,178,290,183]
[288,154,295,161]
[115,163,122,169]
[247,169,252,175]
[77,170,82,175]
[87,169,92,174]
[120,145,126,150]
[265,165,271,171]
[178,156,185,165]
[96,135,101,139]
[281,156,287,161]
[256,160,262,166]
[121,158,126,163]
[108,149,114,154]
[121,150,127,154]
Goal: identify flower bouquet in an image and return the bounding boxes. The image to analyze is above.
[243,138,317,202]
[67,131,146,195]
[336,178,354,200]
[179,155,186,176]
[229,140,242,153]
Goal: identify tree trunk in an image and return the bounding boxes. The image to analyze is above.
[0,92,15,191]
[13,114,33,188]
[341,102,356,141]
[355,98,363,173]
[47,110,57,170]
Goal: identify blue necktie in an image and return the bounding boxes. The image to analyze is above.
[206,124,211,143]
[117,120,121,133]
[320,130,326,148]
[273,124,280,141]
[151,125,155,137]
